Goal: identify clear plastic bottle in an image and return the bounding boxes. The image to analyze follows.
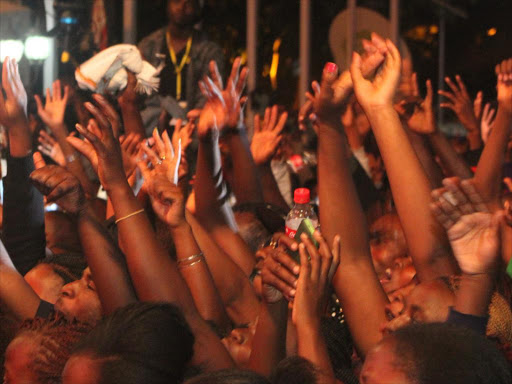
[285,188,318,238]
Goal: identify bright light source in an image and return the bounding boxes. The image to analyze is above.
[25,36,50,60]
[0,40,24,62]
[429,25,439,34]
[487,28,497,36]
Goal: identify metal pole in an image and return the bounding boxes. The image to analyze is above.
[346,0,356,69]
[437,9,446,126]
[299,0,311,107]
[390,0,399,45]
[123,0,137,44]
[43,0,56,91]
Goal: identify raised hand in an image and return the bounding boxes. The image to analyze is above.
[208,57,248,129]
[30,164,86,215]
[250,105,287,165]
[495,58,512,113]
[67,95,125,191]
[292,232,340,328]
[0,57,27,127]
[480,102,496,143]
[34,79,69,135]
[438,75,480,135]
[117,70,138,106]
[398,73,436,135]
[138,168,186,228]
[38,130,66,166]
[351,39,402,112]
[431,177,504,275]
[141,127,181,184]
[119,132,141,178]
[258,233,300,303]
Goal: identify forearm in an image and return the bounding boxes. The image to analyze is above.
[171,222,231,332]
[317,120,387,356]
[407,129,443,188]
[53,125,99,197]
[455,273,495,317]
[368,106,456,280]
[8,117,31,157]
[195,139,255,275]
[186,211,260,324]
[247,299,288,377]
[119,100,145,137]
[473,106,512,205]
[227,131,263,204]
[3,155,45,274]
[77,203,136,315]
[296,322,336,384]
[258,164,290,212]
[429,131,472,180]
[108,182,234,369]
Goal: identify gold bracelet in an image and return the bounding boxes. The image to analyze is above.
[115,209,145,224]
[177,253,204,268]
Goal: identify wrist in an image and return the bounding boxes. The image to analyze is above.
[169,220,191,234]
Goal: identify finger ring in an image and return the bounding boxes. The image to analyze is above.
[160,155,166,161]
[156,159,163,165]
[269,239,278,249]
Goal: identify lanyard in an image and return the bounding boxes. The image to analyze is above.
[165,30,192,101]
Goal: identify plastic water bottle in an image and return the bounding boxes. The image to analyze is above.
[285,188,318,238]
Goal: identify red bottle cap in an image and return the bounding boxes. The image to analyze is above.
[294,188,310,204]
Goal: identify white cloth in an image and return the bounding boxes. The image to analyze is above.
[75,44,161,95]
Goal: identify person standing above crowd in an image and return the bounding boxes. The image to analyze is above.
[138,0,225,133]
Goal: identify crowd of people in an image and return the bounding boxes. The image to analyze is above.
[0,1,512,383]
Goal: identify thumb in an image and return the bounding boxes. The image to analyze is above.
[33,152,46,169]
[350,52,365,88]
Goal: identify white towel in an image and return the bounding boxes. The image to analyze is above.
[75,44,161,95]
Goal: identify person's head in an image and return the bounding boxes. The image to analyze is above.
[62,302,194,384]
[221,322,257,368]
[185,369,270,384]
[270,356,319,384]
[360,323,512,384]
[383,278,455,333]
[369,213,408,276]
[3,316,91,384]
[234,211,272,253]
[380,256,417,294]
[55,267,102,325]
[167,0,201,28]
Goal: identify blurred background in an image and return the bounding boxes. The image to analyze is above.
[1,0,511,123]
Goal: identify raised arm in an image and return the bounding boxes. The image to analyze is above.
[431,178,503,324]
[138,135,231,333]
[473,58,512,208]
[352,40,458,282]
[117,70,146,138]
[70,94,233,369]
[35,80,98,197]
[194,60,255,275]
[251,106,290,211]
[0,58,45,274]
[438,75,483,151]
[303,37,390,355]
[30,164,136,314]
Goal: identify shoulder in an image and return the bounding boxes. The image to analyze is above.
[138,28,165,52]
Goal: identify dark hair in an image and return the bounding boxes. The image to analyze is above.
[14,315,92,384]
[40,253,88,284]
[390,323,512,384]
[270,356,319,384]
[185,369,270,384]
[72,302,195,384]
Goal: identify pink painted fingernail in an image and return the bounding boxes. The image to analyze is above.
[293,266,300,275]
[324,62,338,74]
[290,289,296,296]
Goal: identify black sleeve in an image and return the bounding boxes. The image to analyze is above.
[446,307,488,335]
[35,300,55,319]
[2,155,45,275]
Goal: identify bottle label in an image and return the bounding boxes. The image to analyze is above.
[285,226,296,238]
